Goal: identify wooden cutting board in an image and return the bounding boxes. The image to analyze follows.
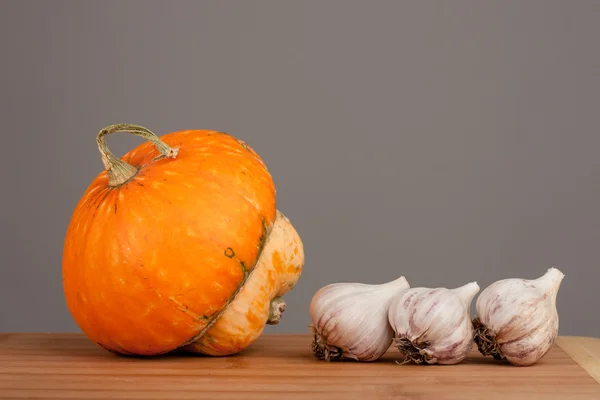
[0,333,598,399]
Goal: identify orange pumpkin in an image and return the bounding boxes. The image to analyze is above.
[62,124,304,356]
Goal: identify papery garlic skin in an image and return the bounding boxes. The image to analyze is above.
[473,267,564,367]
[309,276,410,362]
[388,282,480,365]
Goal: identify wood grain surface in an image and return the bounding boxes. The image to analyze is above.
[1,333,599,399]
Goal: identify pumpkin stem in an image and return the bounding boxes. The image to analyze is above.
[266,297,286,325]
[96,123,179,186]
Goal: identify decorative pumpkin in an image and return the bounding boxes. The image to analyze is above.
[62,124,304,356]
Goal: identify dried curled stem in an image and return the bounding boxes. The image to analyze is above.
[394,337,436,365]
[472,317,505,360]
[266,297,286,325]
[96,123,179,186]
[309,325,343,362]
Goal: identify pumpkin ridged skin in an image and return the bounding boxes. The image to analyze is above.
[62,128,278,356]
[185,210,305,356]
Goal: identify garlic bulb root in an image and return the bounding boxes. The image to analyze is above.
[394,338,435,365]
[308,276,410,362]
[472,267,565,367]
[309,325,344,361]
[471,317,504,360]
[388,282,480,365]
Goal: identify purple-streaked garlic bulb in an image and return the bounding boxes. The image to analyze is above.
[309,276,410,362]
[472,267,565,367]
[388,282,480,365]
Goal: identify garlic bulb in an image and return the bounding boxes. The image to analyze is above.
[388,282,480,365]
[309,276,410,362]
[472,267,565,367]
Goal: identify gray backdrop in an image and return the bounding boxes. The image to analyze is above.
[1,0,599,337]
